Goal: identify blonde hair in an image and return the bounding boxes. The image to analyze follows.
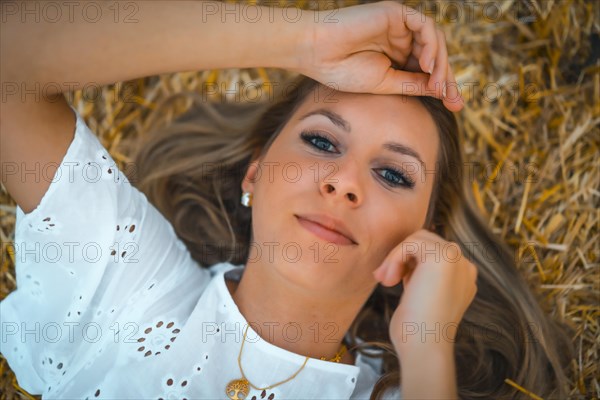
[132,75,574,399]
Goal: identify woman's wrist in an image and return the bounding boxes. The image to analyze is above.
[396,343,458,399]
[237,4,316,73]
[195,2,316,72]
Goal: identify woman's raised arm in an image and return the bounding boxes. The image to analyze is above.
[1,1,309,96]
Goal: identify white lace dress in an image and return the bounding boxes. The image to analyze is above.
[0,106,402,399]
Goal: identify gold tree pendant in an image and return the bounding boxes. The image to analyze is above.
[226,378,250,400]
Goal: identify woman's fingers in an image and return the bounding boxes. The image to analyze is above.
[429,29,464,111]
[374,252,417,287]
[402,54,422,72]
[430,29,449,98]
[412,30,464,110]
[443,63,464,111]
[373,238,418,287]
[389,7,461,108]
[401,8,447,93]
[373,229,438,287]
[375,68,437,96]
[400,7,438,74]
[373,257,403,286]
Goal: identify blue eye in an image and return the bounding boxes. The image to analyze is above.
[375,168,415,189]
[300,130,337,153]
[299,130,415,189]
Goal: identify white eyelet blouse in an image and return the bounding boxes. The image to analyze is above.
[0,106,402,399]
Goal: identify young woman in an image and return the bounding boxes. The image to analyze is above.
[1,1,573,399]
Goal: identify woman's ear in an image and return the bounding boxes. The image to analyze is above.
[241,160,260,193]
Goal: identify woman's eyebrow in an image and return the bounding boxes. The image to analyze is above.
[298,108,351,132]
[298,108,425,166]
[382,142,425,166]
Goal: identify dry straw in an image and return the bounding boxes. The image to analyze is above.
[0,0,598,398]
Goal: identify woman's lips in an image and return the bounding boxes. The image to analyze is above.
[295,216,356,246]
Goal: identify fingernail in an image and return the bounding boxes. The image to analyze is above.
[442,82,447,98]
[384,264,396,282]
[373,263,386,280]
[428,60,435,74]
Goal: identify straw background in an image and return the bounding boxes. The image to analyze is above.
[0,0,598,398]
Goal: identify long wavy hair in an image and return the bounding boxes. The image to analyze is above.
[132,75,575,399]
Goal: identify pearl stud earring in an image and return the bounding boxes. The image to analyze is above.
[241,192,253,207]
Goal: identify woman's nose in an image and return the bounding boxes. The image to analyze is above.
[318,160,363,206]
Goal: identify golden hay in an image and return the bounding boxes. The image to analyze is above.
[1,0,598,398]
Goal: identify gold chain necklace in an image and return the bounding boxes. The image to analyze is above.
[225,324,347,399]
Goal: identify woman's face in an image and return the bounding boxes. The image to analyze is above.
[243,85,440,299]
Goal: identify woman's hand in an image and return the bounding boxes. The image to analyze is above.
[372,229,478,352]
[295,1,463,112]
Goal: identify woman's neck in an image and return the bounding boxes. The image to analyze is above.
[225,278,355,365]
